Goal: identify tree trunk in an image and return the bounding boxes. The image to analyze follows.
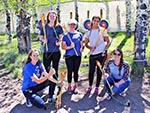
[148,0,150,35]
[133,0,149,69]
[32,0,38,34]
[125,0,132,37]
[3,0,12,43]
[74,0,79,22]
[49,0,53,10]
[56,0,61,23]
[16,2,31,54]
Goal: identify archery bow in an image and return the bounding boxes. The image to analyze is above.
[55,69,66,109]
[40,14,48,51]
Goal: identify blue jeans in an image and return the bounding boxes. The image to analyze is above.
[23,80,51,108]
[103,76,130,95]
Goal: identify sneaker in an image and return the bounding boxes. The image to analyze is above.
[94,87,99,94]
[26,99,32,107]
[73,84,78,94]
[67,85,72,95]
[119,92,126,97]
[86,86,92,93]
[106,95,111,100]
[48,97,56,103]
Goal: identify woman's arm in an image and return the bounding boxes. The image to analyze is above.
[104,36,110,50]
[62,41,74,50]
[47,68,57,83]
[115,62,130,87]
[31,73,48,84]
[40,35,47,44]
[114,79,125,87]
[80,40,84,52]
[84,37,91,50]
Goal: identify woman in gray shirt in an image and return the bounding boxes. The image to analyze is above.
[84,16,110,94]
[103,48,131,99]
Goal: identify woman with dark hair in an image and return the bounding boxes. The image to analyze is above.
[40,11,63,102]
[84,16,110,94]
[103,48,131,100]
[22,48,58,109]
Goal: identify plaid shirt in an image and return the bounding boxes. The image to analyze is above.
[105,59,130,81]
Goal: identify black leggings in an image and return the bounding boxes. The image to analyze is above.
[43,51,60,98]
[65,56,81,83]
[89,53,106,87]
[43,51,61,76]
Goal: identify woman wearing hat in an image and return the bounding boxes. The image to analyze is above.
[62,19,83,94]
[84,16,110,94]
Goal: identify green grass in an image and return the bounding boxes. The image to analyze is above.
[0,32,150,78]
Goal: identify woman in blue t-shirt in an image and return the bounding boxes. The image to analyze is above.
[40,11,63,101]
[22,48,58,109]
[103,48,131,100]
[62,19,83,94]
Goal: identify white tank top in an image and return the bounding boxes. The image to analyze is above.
[85,27,108,55]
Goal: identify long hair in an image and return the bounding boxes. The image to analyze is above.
[88,16,101,37]
[113,48,123,75]
[23,48,42,75]
[47,11,58,28]
[24,48,41,65]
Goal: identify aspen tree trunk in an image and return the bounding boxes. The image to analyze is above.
[132,0,149,76]
[56,0,61,23]
[3,0,12,43]
[16,0,31,53]
[74,0,79,22]
[125,0,132,37]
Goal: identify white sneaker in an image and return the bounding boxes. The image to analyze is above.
[106,95,111,100]
[26,99,32,107]
[119,92,126,97]
[48,97,56,103]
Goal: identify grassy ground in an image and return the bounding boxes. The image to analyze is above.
[0,32,150,78]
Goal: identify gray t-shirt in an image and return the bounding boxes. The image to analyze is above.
[105,59,130,81]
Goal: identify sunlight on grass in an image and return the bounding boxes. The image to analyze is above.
[0,32,150,78]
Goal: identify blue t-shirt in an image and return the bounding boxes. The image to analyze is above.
[62,32,83,56]
[22,62,45,91]
[40,24,63,52]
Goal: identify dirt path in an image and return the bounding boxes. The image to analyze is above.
[0,59,150,113]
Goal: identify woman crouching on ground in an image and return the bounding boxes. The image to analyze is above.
[22,48,59,109]
[103,48,131,100]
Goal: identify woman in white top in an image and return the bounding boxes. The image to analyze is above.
[84,16,110,94]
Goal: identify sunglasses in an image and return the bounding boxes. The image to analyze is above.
[114,53,121,56]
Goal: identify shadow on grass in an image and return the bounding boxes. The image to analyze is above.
[117,35,131,49]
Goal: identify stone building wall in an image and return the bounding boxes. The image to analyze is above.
[0,1,137,34]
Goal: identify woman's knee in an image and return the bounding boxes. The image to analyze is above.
[112,86,120,94]
[30,94,46,109]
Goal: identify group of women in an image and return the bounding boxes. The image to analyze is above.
[22,10,131,109]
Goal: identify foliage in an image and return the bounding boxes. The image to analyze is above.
[0,0,113,13]
[80,0,113,2]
